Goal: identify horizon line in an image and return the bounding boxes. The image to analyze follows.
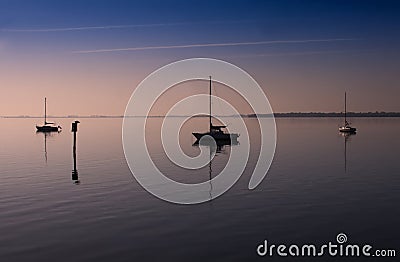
[2,111,400,118]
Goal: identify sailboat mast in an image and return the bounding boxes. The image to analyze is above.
[44,97,47,125]
[209,76,212,133]
[344,92,347,123]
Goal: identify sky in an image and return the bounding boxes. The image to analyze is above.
[0,0,399,116]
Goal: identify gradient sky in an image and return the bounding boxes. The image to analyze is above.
[0,0,399,116]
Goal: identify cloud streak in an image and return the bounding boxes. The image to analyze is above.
[72,38,357,54]
[1,23,195,32]
[1,20,253,32]
[222,49,365,59]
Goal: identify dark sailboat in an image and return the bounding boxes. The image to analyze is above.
[36,97,61,132]
[192,76,239,143]
[339,92,357,133]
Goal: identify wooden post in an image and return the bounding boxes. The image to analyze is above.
[72,121,80,183]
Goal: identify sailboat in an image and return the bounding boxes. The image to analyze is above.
[36,97,61,132]
[339,92,357,133]
[192,76,239,142]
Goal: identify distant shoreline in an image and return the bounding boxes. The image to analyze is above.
[2,112,400,118]
[249,112,400,118]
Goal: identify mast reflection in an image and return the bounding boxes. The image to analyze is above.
[340,132,356,173]
[36,130,61,164]
[193,138,239,200]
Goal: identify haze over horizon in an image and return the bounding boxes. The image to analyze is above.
[1,0,399,116]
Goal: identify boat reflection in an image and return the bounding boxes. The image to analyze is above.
[192,138,239,153]
[192,137,239,200]
[36,131,61,164]
[340,132,356,173]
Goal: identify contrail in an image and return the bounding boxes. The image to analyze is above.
[73,38,357,54]
[1,23,196,32]
[223,49,361,58]
[1,20,253,32]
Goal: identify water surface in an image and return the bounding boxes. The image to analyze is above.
[0,117,399,261]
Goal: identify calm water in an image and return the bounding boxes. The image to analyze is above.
[0,117,399,261]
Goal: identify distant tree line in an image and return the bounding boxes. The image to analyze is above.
[248,112,400,118]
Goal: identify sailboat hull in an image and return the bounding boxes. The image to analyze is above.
[36,125,60,132]
[192,132,239,142]
[339,126,357,133]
